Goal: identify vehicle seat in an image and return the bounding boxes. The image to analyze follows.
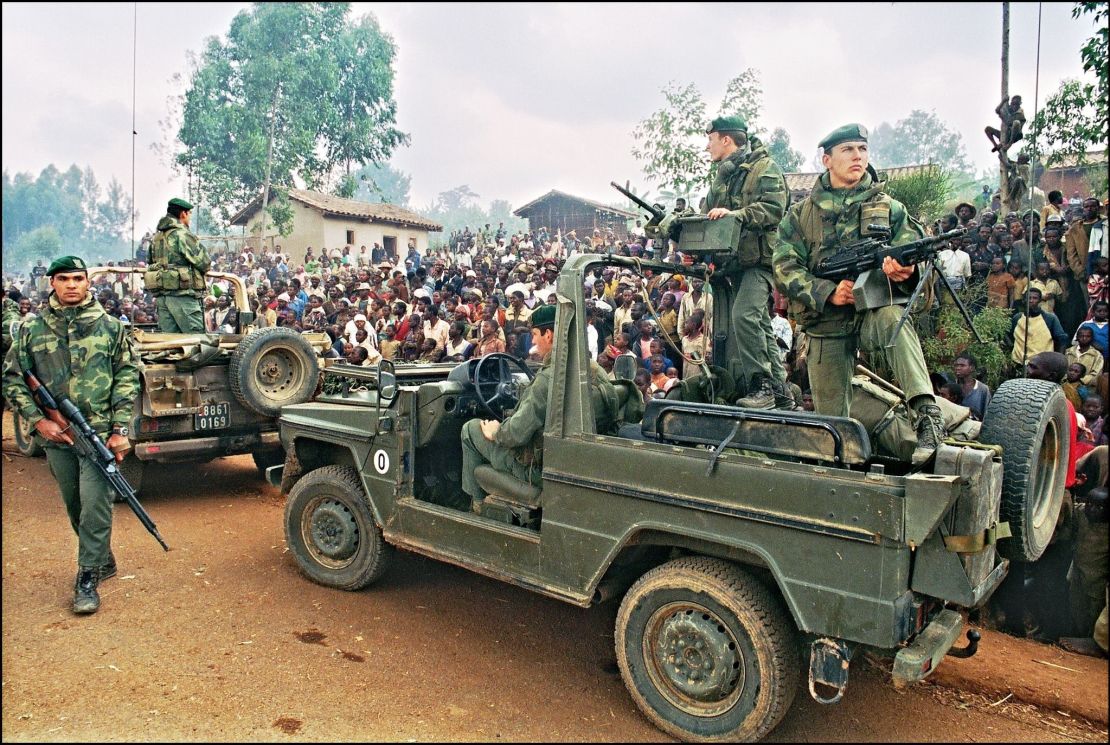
[611,378,645,426]
[613,354,639,381]
[473,464,541,509]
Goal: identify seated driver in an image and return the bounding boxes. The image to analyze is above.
[461,304,619,514]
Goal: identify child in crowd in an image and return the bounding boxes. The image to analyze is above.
[1008,260,1028,308]
[1029,261,1062,314]
[1062,363,1087,408]
[986,256,1015,309]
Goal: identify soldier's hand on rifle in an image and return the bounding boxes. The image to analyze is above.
[706,208,730,220]
[830,280,856,306]
[881,256,914,282]
[34,418,74,446]
[107,433,131,463]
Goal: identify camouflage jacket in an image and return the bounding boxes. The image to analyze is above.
[704,141,788,271]
[2,292,140,435]
[146,213,210,296]
[773,169,924,337]
[1,296,18,357]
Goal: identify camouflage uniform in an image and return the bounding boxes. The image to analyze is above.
[704,140,789,397]
[146,213,210,333]
[1,296,18,409]
[773,168,934,418]
[461,356,618,500]
[2,292,140,569]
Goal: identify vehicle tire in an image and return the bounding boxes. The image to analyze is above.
[12,410,44,457]
[229,327,319,418]
[615,556,799,742]
[284,465,392,591]
[252,447,286,477]
[113,454,146,502]
[979,378,1069,563]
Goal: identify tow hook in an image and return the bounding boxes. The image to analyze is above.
[808,638,852,704]
[945,629,981,659]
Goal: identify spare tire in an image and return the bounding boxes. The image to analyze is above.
[229,327,320,417]
[979,378,1069,563]
[12,411,44,457]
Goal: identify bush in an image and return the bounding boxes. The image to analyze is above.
[915,281,1011,390]
[884,167,951,224]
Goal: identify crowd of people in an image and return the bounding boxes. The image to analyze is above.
[2,185,1107,648]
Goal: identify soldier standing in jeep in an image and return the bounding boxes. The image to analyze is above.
[773,123,946,465]
[145,197,210,333]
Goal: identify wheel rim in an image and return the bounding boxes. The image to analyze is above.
[643,601,746,717]
[255,345,306,404]
[16,414,34,444]
[1031,417,1061,530]
[300,496,360,569]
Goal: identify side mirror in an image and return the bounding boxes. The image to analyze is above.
[377,359,398,403]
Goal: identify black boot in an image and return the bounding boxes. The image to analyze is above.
[99,551,117,581]
[912,403,946,466]
[735,375,776,409]
[73,567,101,614]
[770,379,797,410]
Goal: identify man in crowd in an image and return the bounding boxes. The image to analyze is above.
[1009,288,1068,368]
[145,197,210,332]
[2,256,140,615]
[774,123,946,465]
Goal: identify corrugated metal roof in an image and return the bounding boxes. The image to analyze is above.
[229,188,442,231]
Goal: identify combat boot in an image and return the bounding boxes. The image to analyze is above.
[735,375,776,410]
[73,567,101,615]
[770,380,797,410]
[911,403,946,466]
[99,551,117,581]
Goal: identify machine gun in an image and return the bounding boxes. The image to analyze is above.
[610,181,741,257]
[813,227,983,348]
[24,371,169,551]
[610,181,666,224]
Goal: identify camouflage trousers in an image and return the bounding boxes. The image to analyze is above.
[728,267,785,386]
[807,305,933,418]
[460,419,539,500]
[45,445,113,568]
[155,294,205,333]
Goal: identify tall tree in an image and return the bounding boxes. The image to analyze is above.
[868,110,973,174]
[765,128,805,173]
[175,2,408,234]
[632,69,804,193]
[351,162,412,206]
[1028,2,1108,174]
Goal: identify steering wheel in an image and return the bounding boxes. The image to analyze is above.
[473,352,536,421]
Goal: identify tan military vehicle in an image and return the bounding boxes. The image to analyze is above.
[12,267,328,494]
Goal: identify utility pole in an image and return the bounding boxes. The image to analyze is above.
[999,1,1011,213]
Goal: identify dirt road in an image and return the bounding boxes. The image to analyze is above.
[2,413,1106,742]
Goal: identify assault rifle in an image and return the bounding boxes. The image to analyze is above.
[24,371,169,551]
[813,226,983,348]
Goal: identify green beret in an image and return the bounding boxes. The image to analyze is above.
[168,197,194,211]
[819,123,868,151]
[531,304,557,330]
[706,116,748,135]
[46,255,88,276]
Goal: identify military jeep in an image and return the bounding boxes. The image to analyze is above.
[12,267,328,494]
[272,253,1067,742]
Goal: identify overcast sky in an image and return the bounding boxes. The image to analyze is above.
[1,2,1098,241]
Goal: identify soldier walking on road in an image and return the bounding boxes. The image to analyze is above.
[145,197,210,332]
[773,124,946,465]
[2,256,140,614]
[702,116,793,409]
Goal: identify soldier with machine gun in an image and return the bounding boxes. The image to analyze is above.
[773,124,948,466]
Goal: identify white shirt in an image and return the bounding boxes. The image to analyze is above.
[586,323,599,360]
[770,315,792,362]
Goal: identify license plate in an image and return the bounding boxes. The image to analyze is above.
[194,402,231,431]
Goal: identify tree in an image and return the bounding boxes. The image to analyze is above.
[868,110,972,174]
[632,70,805,193]
[883,167,952,223]
[1029,3,1108,170]
[765,128,805,173]
[9,226,62,272]
[175,3,408,233]
[351,162,412,206]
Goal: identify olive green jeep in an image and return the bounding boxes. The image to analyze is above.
[12,267,328,494]
[271,253,1067,742]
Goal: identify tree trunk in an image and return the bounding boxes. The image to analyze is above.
[259,83,281,253]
